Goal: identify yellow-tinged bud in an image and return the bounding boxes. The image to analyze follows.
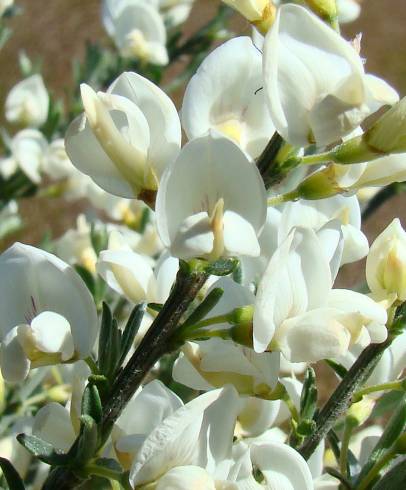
[296,166,343,200]
[304,0,338,24]
[366,97,406,154]
[331,98,406,165]
[347,397,374,427]
[47,384,71,404]
[223,1,276,34]
[367,219,406,302]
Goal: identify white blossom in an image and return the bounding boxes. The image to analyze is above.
[0,244,98,383]
[156,131,267,260]
[5,75,49,128]
[65,72,181,200]
[182,36,275,158]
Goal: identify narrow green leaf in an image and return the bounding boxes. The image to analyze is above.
[119,303,146,367]
[71,416,98,466]
[325,359,348,378]
[183,288,224,328]
[16,434,70,466]
[356,394,406,485]
[90,223,108,256]
[81,384,102,424]
[373,458,406,489]
[147,303,163,313]
[0,457,25,490]
[98,302,113,374]
[74,265,96,297]
[300,367,318,420]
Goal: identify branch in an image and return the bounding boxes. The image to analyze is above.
[41,264,208,490]
[101,264,208,431]
[298,335,393,460]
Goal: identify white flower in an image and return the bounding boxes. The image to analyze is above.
[251,441,314,489]
[366,219,406,302]
[0,129,47,183]
[174,338,280,398]
[42,139,75,180]
[223,0,269,21]
[182,36,275,158]
[0,243,98,383]
[65,72,181,200]
[113,380,183,469]
[263,4,398,147]
[278,195,369,266]
[129,385,241,487]
[55,215,98,274]
[0,200,21,240]
[349,153,406,190]
[33,402,77,453]
[337,0,361,23]
[253,227,387,362]
[31,362,91,454]
[5,75,49,128]
[102,0,168,65]
[156,131,267,260]
[97,230,178,304]
[173,277,280,399]
[157,0,195,27]
[229,439,314,489]
[0,0,13,16]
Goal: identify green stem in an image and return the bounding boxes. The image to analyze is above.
[354,379,405,400]
[357,449,397,490]
[181,327,231,342]
[339,421,353,478]
[282,390,300,422]
[41,265,208,490]
[85,356,100,375]
[301,152,332,165]
[85,463,124,483]
[298,334,395,460]
[100,265,208,433]
[268,190,300,207]
[186,314,230,331]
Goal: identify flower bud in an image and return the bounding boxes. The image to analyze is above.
[228,305,254,347]
[5,74,49,128]
[365,97,406,154]
[304,0,338,24]
[296,166,343,200]
[331,97,406,165]
[346,398,374,427]
[366,219,406,302]
[222,1,276,34]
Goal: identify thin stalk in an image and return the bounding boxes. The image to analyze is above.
[354,379,405,400]
[100,266,208,432]
[298,335,394,460]
[268,190,300,207]
[85,356,99,375]
[357,449,397,490]
[181,327,231,342]
[301,152,332,165]
[339,421,353,478]
[85,463,123,482]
